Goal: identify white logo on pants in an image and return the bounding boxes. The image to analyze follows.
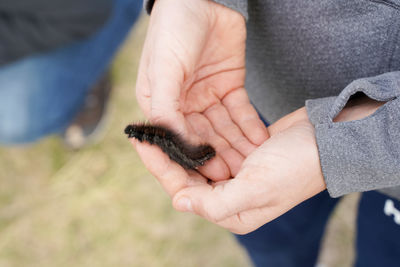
[384,199,400,225]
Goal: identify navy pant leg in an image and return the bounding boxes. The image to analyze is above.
[235,190,339,267]
[355,191,400,267]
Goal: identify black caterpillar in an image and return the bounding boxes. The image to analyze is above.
[124,123,216,169]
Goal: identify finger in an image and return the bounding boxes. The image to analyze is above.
[267,111,298,136]
[214,207,267,234]
[215,204,293,235]
[222,88,269,145]
[268,107,309,136]
[130,138,208,197]
[204,102,257,157]
[187,112,244,177]
[172,176,268,223]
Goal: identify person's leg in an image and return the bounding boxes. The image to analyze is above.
[235,190,339,267]
[354,191,400,267]
[0,0,142,145]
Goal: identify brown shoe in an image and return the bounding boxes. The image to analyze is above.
[62,72,112,149]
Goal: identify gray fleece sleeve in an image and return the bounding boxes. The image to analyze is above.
[306,71,400,198]
[144,0,248,19]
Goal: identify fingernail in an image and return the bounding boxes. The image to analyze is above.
[176,197,192,212]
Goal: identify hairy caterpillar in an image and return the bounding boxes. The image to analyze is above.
[124,123,216,169]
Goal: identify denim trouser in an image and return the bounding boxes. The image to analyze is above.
[0,0,142,145]
[236,164,400,266]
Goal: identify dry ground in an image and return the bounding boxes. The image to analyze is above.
[0,15,358,267]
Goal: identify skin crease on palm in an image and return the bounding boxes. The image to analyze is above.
[135,0,269,181]
[132,0,386,234]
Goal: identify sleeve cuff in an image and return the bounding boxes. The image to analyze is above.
[306,72,400,198]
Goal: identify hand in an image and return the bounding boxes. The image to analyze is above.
[169,107,326,234]
[132,107,325,234]
[135,0,268,181]
[169,97,387,234]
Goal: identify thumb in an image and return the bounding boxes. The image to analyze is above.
[172,175,267,223]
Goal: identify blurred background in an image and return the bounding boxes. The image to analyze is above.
[0,11,359,267]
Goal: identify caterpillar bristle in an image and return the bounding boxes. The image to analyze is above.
[124,123,216,169]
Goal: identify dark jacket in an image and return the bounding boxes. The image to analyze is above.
[0,0,112,65]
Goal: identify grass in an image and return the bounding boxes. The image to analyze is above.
[0,15,357,267]
[0,16,251,267]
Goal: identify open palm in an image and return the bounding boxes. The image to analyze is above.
[135,0,268,181]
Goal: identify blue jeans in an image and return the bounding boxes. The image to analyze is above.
[0,0,142,145]
[236,181,400,267]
